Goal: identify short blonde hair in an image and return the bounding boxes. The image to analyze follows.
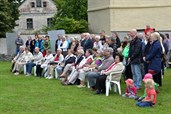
[77,49,84,55]
[145,79,154,89]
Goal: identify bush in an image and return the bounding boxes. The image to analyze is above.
[43,17,88,33]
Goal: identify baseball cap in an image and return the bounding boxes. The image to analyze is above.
[125,79,134,86]
[143,73,153,81]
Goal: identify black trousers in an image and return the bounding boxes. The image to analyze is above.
[36,65,43,77]
[153,71,162,86]
[124,64,132,80]
[95,74,107,92]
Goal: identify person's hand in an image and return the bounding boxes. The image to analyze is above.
[84,64,88,67]
[100,70,105,75]
[143,57,146,62]
[128,58,130,63]
[93,69,98,72]
[141,99,146,102]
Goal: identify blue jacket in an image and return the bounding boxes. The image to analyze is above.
[128,37,142,64]
[83,39,93,52]
[146,40,162,72]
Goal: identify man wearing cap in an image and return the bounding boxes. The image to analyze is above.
[86,47,114,89]
[128,29,142,90]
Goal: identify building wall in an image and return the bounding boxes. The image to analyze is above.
[14,0,57,34]
[110,6,171,31]
[88,9,111,34]
[16,13,55,34]
[88,0,110,10]
[88,0,171,34]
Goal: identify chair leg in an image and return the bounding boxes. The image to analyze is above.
[113,83,117,92]
[24,65,26,75]
[87,81,90,88]
[55,69,58,79]
[106,81,110,96]
[117,83,121,95]
[34,66,37,76]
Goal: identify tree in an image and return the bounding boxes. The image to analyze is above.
[0,0,19,37]
[44,0,88,33]
[54,0,87,20]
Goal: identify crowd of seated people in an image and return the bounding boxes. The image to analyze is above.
[11,27,170,107]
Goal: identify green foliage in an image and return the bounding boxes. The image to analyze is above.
[43,17,88,33]
[46,0,88,33]
[54,0,87,20]
[0,0,19,37]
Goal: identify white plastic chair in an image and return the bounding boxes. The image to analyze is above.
[33,66,37,76]
[106,66,125,96]
[54,62,62,79]
[67,67,76,81]
[24,65,26,75]
[23,63,37,76]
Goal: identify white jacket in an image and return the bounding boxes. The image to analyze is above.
[22,51,34,62]
[33,52,43,64]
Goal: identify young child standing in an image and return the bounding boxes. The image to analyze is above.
[136,79,157,107]
[122,79,137,99]
[136,73,159,101]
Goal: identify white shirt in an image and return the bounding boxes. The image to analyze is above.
[59,41,68,51]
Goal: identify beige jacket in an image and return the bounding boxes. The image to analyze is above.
[104,62,124,81]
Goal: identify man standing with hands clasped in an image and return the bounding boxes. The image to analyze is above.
[128,29,142,90]
[15,34,24,55]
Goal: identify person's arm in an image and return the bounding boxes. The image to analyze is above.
[146,43,161,61]
[142,94,155,102]
[21,39,24,45]
[61,41,68,49]
[98,58,114,71]
[139,89,147,99]
[103,63,123,75]
[130,40,142,61]
[47,40,51,49]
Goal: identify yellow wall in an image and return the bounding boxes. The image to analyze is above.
[88,0,171,33]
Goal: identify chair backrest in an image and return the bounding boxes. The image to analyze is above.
[108,66,125,82]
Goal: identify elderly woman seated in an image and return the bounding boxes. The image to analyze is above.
[46,48,64,79]
[95,53,124,94]
[59,49,85,80]
[11,46,25,73]
[61,49,94,85]
[77,49,103,87]
[36,50,54,77]
[54,49,76,79]
[13,47,33,75]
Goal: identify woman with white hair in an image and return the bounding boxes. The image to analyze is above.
[13,46,33,75]
[60,49,85,83]
[143,32,162,86]
[93,35,103,50]
[46,48,64,79]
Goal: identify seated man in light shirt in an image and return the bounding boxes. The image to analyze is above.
[25,47,43,76]
[13,47,33,75]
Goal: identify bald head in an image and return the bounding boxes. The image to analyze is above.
[137,33,144,39]
[130,29,137,38]
[34,47,40,53]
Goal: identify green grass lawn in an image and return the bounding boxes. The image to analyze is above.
[0,61,171,114]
